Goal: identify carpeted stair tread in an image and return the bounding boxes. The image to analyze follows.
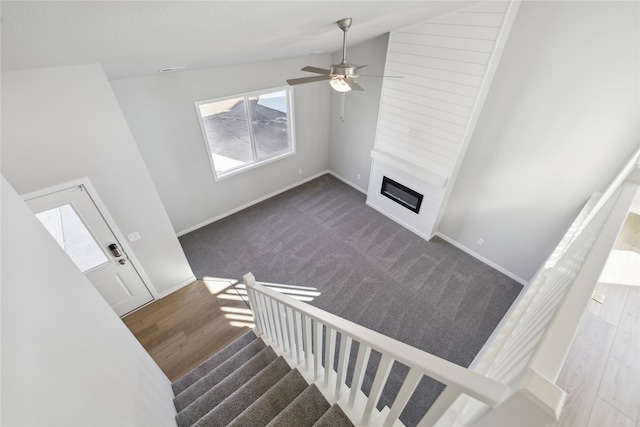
[192,356,291,427]
[176,346,277,427]
[172,330,257,395]
[313,404,354,427]
[228,369,308,427]
[174,337,267,411]
[267,384,330,427]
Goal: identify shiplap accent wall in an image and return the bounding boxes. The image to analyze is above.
[367,1,519,238]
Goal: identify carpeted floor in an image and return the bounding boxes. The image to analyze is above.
[179,173,522,425]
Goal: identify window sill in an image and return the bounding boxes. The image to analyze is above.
[213,150,296,181]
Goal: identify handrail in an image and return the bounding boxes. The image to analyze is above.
[244,274,512,426]
[530,179,639,381]
[581,146,640,227]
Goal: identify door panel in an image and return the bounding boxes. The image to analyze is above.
[92,273,133,306]
[26,185,153,316]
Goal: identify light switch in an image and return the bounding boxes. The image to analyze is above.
[127,231,141,242]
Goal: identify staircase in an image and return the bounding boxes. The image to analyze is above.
[172,330,354,427]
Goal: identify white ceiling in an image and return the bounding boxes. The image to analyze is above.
[1,1,476,81]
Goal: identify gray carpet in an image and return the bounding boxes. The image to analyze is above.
[173,332,353,427]
[179,173,522,425]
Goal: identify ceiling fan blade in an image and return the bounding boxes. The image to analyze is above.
[345,79,364,91]
[358,74,404,78]
[355,64,368,71]
[301,66,332,75]
[286,75,332,85]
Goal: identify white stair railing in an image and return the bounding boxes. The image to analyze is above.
[243,273,512,427]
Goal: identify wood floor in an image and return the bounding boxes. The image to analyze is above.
[123,278,253,382]
[555,213,640,427]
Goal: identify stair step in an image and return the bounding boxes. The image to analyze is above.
[174,337,267,411]
[267,384,330,427]
[176,346,277,427]
[192,356,291,427]
[172,330,257,395]
[229,369,308,427]
[313,404,354,427]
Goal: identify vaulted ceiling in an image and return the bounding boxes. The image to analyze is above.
[1,0,476,80]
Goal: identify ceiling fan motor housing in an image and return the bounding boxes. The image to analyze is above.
[330,63,358,77]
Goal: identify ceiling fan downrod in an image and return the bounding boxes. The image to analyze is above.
[330,17,359,80]
[337,18,352,65]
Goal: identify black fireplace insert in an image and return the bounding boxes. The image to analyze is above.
[380,176,423,214]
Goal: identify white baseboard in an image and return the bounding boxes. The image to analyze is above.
[435,232,527,285]
[176,171,330,237]
[326,171,368,195]
[157,275,197,299]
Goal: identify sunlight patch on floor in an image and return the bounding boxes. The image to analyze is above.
[203,277,238,295]
[229,320,255,328]
[216,293,246,301]
[220,306,253,315]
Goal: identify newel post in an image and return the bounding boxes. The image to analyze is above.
[243,272,263,335]
[472,369,566,427]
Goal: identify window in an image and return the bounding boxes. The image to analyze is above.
[35,204,109,272]
[196,87,295,180]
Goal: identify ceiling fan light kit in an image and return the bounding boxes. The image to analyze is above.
[287,17,371,93]
[329,78,352,92]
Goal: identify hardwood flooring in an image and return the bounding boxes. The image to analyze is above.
[123,279,253,382]
[555,213,640,427]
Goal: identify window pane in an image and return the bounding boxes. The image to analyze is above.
[35,204,109,272]
[199,97,253,173]
[251,91,290,159]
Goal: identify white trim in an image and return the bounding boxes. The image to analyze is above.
[21,177,160,299]
[582,146,640,225]
[176,171,330,236]
[156,275,198,299]
[326,171,367,195]
[435,231,527,285]
[212,150,296,182]
[195,86,296,182]
[370,149,448,188]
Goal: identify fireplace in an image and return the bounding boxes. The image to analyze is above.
[380,176,423,214]
[367,150,448,240]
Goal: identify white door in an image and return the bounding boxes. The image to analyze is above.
[26,185,153,316]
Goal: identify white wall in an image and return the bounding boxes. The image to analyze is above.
[329,34,389,192]
[110,56,332,234]
[1,64,194,296]
[1,176,176,426]
[439,1,640,281]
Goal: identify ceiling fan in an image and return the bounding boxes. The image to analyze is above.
[287,18,367,93]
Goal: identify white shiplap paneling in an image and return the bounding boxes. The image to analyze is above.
[384,79,477,108]
[368,1,517,239]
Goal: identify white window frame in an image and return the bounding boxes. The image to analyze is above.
[195,86,296,181]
